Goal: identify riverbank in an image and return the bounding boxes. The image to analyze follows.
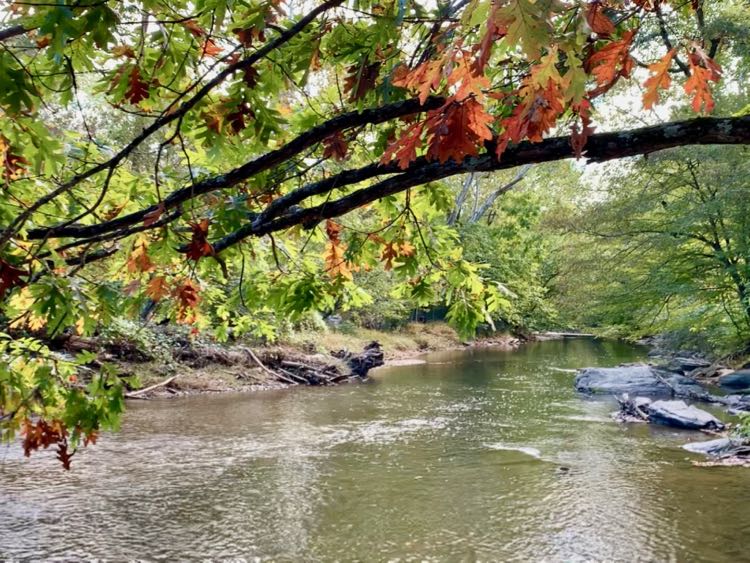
[77,322,522,398]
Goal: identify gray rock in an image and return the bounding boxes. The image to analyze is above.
[645,400,725,430]
[718,370,750,393]
[724,394,750,414]
[664,356,711,374]
[683,437,734,456]
[575,365,705,397]
[683,437,750,458]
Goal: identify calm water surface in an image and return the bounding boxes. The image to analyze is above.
[2,339,750,561]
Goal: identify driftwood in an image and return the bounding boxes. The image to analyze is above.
[614,394,651,423]
[125,375,178,398]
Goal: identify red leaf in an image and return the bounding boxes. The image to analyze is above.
[125,66,149,105]
[586,2,616,37]
[186,219,213,261]
[322,132,348,161]
[344,61,382,102]
[570,99,595,159]
[173,279,201,320]
[381,121,425,170]
[0,259,26,299]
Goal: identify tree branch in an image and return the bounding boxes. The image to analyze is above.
[210,115,750,252]
[26,96,445,241]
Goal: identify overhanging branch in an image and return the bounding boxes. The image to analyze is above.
[210,114,750,251]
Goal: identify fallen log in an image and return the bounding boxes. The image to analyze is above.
[125,375,178,398]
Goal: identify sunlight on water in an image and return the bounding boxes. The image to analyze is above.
[2,339,749,561]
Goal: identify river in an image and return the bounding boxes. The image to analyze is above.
[1,338,749,561]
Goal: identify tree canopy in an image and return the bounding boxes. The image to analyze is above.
[1,0,750,466]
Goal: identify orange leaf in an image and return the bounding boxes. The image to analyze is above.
[586,30,636,97]
[586,2,615,37]
[202,38,223,57]
[684,48,722,113]
[143,203,165,227]
[393,58,445,105]
[381,121,425,170]
[183,20,205,37]
[426,97,494,164]
[642,48,675,109]
[146,276,170,301]
[126,241,154,274]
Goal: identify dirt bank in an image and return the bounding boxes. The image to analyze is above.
[56,323,522,399]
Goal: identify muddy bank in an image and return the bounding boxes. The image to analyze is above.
[54,323,522,399]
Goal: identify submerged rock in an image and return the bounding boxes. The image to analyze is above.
[645,400,725,431]
[575,365,704,397]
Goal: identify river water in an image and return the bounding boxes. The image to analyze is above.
[2,338,750,561]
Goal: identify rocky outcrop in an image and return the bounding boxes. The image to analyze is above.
[646,400,725,431]
[575,365,705,397]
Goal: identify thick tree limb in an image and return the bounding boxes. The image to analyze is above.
[209,115,750,252]
[0,25,27,42]
[26,96,445,241]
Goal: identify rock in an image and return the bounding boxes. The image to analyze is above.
[575,365,705,397]
[683,437,750,458]
[718,370,750,393]
[724,394,750,414]
[683,437,735,456]
[332,341,384,377]
[645,400,725,431]
[664,356,711,374]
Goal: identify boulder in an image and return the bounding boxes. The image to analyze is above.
[718,370,750,393]
[665,356,711,374]
[645,400,725,431]
[575,365,705,397]
[683,437,750,458]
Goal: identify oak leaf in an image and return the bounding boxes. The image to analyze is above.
[586,2,615,37]
[146,276,170,302]
[642,48,675,109]
[125,66,149,105]
[586,30,636,97]
[186,219,213,261]
[322,132,348,161]
[0,259,26,299]
[684,48,722,113]
[344,61,382,102]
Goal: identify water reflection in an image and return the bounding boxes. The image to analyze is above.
[1,338,749,560]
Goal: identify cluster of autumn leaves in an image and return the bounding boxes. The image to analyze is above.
[380,1,722,171]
